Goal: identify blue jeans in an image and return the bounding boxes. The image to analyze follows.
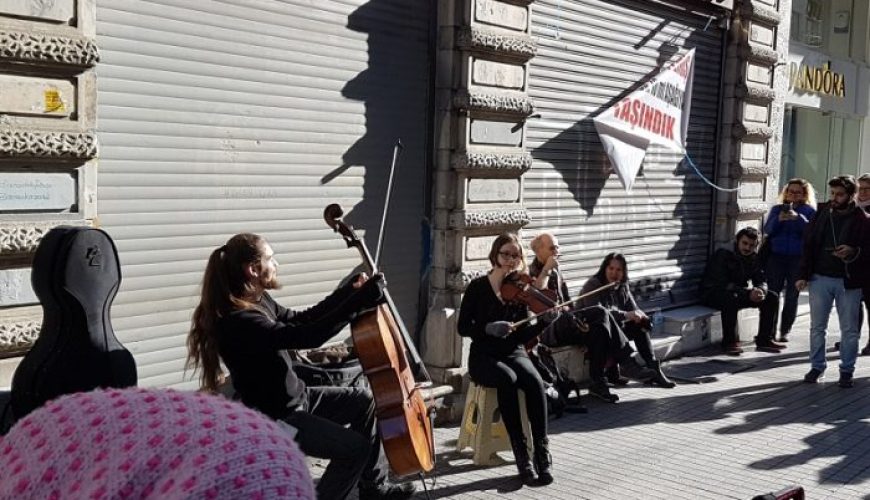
[765,254,801,335]
[808,274,863,374]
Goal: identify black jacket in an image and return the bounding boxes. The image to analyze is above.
[798,201,869,288]
[216,280,368,419]
[579,275,639,323]
[457,275,542,359]
[701,245,767,298]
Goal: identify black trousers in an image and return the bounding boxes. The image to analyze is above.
[283,386,387,500]
[704,289,780,346]
[542,305,633,383]
[468,347,547,448]
[622,321,656,365]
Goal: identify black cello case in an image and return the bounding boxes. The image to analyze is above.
[8,226,137,424]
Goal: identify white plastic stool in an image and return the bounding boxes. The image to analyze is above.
[456,382,532,465]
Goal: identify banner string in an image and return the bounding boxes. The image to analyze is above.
[684,152,739,192]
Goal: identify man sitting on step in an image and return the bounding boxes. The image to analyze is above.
[701,227,784,356]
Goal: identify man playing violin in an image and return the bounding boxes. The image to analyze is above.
[186,233,416,500]
[528,233,653,403]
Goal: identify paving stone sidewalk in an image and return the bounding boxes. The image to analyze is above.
[416,312,870,500]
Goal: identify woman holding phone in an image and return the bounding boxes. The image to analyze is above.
[762,178,816,342]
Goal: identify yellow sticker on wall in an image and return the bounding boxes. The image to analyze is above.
[44,89,65,113]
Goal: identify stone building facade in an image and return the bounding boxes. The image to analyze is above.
[0,1,98,384]
[423,0,790,388]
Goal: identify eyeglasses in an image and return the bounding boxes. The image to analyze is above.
[498,252,521,260]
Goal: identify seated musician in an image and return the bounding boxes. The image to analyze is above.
[457,232,554,486]
[579,253,675,388]
[528,233,652,403]
[186,233,415,500]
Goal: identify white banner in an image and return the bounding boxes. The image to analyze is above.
[593,48,695,192]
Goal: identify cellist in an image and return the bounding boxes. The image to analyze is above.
[185,233,416,500]
[457,232,554,486]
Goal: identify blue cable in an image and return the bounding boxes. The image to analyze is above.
[684,152,739,192]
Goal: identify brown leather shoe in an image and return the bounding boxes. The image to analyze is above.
[768,339,787,349]
[724,343,743,355]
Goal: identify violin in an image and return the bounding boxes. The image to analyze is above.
[500,272,559,314]
[500,272,589,349]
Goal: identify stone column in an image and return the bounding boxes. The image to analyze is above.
[0,1,99,381]
[424,0,536,389]
[715,0,788,245]
[713,0,788,335]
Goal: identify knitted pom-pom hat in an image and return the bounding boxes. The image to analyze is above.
[0,387,315,499]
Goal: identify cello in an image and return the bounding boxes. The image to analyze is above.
[324,203,435,477]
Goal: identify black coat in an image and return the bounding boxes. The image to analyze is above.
[798,201,869,289]
[701,245,767,299]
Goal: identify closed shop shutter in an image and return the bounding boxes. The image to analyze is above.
[526,0,724,308]
[95,0,432,388]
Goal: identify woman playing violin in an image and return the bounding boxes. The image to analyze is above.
[457,232,553,486]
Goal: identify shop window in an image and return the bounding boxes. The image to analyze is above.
[791,0,855,59]
[781,107,862,192]
[792,0,825,47]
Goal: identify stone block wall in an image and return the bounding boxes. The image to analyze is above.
[715,0,788,245]
[425,0,536,386]
[0,1,98,376]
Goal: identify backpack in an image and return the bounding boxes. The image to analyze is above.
[527,344,578,419]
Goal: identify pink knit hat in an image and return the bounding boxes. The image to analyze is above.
[0,387,315,499]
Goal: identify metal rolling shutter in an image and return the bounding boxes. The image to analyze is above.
[95,0,432,388]
[526,0,724,308]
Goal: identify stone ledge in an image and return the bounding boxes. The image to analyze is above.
[0,305,42,354]
[736,83,776,103]
[0,29,99,68]
[732,123,774,140]
[0,130,98,160]
[728,201,769,218]
[453,89,535,118]
[740,43,779,65]
[457,26,537,61]
[447,268,489,292]
[740,2,782,26]
[452,151,531,177]
[0,219,89,256]
[449,207,531,231]
[736,161,774,178]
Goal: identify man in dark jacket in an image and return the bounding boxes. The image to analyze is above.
[701,227,782,355]
[797,175,869,387]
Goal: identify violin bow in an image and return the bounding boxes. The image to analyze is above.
[509,281,618,329]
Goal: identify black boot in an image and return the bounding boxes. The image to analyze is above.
[533,438,554,485]
[605,365,629,386]
[588,380,619,403]
[511,438,536,486]
[647,360,676,388]
[619,353,656,380]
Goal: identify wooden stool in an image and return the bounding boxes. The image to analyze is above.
[456,382,532,465]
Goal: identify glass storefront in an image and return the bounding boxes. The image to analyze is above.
[781,106,862,191]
